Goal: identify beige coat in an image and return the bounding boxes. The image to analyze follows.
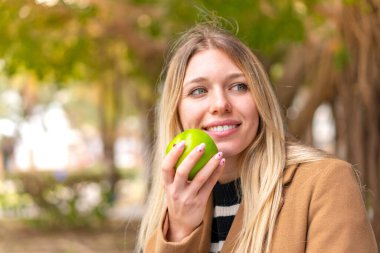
[145,159,377,252]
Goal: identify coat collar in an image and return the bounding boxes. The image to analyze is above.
[282,163,299,186]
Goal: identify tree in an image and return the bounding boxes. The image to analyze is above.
[274,0,380,242]
[0,0,165,199]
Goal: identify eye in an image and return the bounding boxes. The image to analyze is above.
[190,87,207,96]
[231,83,248,92]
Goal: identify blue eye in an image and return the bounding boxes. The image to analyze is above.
[232,83,248,91]
[190,87,207,95]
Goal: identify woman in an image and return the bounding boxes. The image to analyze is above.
[137,23,377,252]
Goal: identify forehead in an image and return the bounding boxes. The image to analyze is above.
[184,49,243,77]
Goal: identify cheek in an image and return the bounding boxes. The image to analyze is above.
[178,101,194,129]
[239,96,258,118]
[241,99,260,135]
[178,101,205,129]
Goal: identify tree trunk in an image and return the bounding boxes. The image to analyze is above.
[99,78,122,203]
[335,1,380,242]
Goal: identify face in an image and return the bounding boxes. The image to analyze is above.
[178,49,259,160]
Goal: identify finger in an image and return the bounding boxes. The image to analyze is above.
[173,142,206,188]
[188,152,224,195]
[162,140,186,185]
[197,158,225,200]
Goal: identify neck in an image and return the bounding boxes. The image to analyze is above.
[218,155,240,184]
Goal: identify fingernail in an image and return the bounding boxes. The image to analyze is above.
[219,158,226,166]
[196,143,205,152]
[176,141,186,149]
[214,152,223,160]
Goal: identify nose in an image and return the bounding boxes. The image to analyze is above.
[209,89,232,114]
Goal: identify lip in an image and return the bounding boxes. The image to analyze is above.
[202,120,241,138]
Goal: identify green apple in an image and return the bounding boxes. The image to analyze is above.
[166,128,218,180]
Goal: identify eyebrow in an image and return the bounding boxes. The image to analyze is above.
[184,72,245,86]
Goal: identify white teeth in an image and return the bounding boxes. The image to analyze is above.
[207,125,238,132]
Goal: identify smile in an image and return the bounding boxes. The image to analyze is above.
[206,124,239,132]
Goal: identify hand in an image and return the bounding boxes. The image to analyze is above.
[162,141,225,242]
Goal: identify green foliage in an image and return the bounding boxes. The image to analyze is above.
[334,42,351,70]
[0,180,34,217]
[0,168,139,229]
[342,0,359,5]
[163,0,307,58]
[0,0,322,84]
[0,0,99,82]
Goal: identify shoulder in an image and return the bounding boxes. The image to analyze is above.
[282,158,363,200]
[284,158,358,187]
[281,158,366,222]
[299,158,352,170]
[277,161,377,252]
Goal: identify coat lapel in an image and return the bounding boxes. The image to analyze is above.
[278,163,299,213]
[221,202,244,252]
[219,163,299,252]
[282,163,299,186]
[199,196,214,252]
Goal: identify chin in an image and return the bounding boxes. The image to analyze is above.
[217,144,244,158]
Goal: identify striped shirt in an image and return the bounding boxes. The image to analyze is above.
[210,179,241,253]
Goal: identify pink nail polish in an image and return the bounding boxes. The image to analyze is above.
[220,158,226,166]
[176,141,186,149]
[196,143,205,152]
[214,152,223,160]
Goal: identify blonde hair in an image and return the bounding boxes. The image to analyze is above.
[136,23,330,253]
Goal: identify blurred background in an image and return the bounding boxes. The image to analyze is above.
[0,0,379,252]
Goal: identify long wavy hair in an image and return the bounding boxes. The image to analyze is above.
[136,23,330,253]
